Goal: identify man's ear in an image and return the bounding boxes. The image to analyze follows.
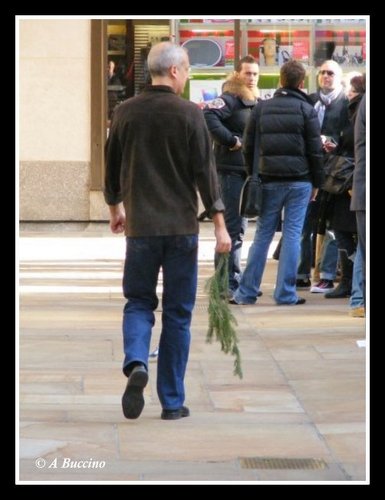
[170,64,178,79]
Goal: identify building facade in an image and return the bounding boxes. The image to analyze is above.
[19,18,367,221]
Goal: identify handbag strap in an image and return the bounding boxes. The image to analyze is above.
[247,113,260,180]
[243,102,261,180]
[249,142,260,180]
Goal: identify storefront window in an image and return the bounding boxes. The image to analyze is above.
[314,19,366,67]
[106,19,170,124]
[175,18,367,101]
[92,18,367,189]
[177,19,235,106]
[107,21,129,121]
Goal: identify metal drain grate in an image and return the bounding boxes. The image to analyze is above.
[239,457,328,470]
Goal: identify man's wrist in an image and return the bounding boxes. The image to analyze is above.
[109,203,123,216]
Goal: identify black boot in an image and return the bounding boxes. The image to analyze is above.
[325,250,353,298]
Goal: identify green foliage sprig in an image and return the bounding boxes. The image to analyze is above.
[205,253,242,379]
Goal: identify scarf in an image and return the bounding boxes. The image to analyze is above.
[314,85,343,127]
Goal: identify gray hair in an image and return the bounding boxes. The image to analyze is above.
[147,42,187,77]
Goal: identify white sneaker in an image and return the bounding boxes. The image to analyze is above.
[310,279,334,293]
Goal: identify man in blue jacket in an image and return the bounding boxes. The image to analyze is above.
[204,55,259,299]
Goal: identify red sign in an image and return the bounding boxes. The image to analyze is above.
[292,40,309,60]
[225,40,234,59]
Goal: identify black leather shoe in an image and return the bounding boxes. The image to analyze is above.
[161,406,190,420]
[295,297,306,305]
[257,290,263,297]
[122,365,148,419]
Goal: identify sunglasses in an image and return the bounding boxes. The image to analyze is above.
[319,70,335,76]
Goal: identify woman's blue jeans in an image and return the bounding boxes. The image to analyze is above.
[122,234,198,410]
[234,181,312,305]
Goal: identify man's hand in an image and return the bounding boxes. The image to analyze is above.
[212,212,232,253]
[215,226,232,253]
[109,204,126,234]
[323,140,337,153]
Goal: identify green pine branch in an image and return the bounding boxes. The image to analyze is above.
[204,253,242,379]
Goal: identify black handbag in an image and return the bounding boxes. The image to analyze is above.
[323,154,355,195]
[239,175,263,217]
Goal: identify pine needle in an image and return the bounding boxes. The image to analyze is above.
[204,253,242,379]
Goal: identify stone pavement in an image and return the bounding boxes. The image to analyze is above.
[18,222,367,484]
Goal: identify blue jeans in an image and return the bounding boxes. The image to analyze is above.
[234,181,312,305]
[215,172,248,293]
[122,234,198,410]
[350,245,364,308]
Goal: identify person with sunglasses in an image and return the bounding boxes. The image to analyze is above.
[324,74,365,301]
[297,60,350,294]
[313,61,349,152]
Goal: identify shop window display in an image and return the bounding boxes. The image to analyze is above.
[179,24,235,68]
[176,18,366,101]
[314,27,366,66]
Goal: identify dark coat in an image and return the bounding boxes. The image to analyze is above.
[310,89,349,145]
[104,85,224,237]
[203,76,257,175]
[243,87,324,187]
[328,94,363,233]
[337,94,362,156]
[312,88,350,234]
[351,97,366,211]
